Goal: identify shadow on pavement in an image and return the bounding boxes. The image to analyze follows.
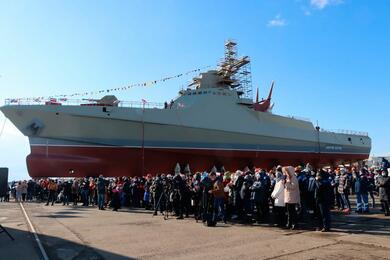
[0,226,136,260]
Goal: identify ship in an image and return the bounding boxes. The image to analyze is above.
[0,41,371,178]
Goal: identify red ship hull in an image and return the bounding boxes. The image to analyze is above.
[26,146,368,178]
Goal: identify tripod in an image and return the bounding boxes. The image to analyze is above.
[153,191,170,220]
[0,224,14,241]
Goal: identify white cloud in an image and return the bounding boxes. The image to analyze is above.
[310,0,343,10]
[267,14,287,27]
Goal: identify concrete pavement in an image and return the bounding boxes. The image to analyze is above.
[1,202,389,259]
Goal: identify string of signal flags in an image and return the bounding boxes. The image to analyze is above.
[7,65,212,103]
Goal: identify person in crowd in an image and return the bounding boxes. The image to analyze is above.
[367,170,376,208]
[251,171,266,223]
[15,181,23,202]
[338,168,351,213]
[314,170,333,232]
[152,174,164,215]
[354,169,370,213]
[209,172,226,224]
[27,180,34,201]
[191,173,203,220]
[89,178,96,206]
[172,173,185,219]
[20,180,28,202]
[81,178,90,206]
[143,175,152,210]
[332,169,342,210]
[271,170,286,227]
[62,181,71,206]
[71,179,79,206]
[9,164,388,230]
[307,170,317,215]
[241,173,253,222]
[283,166,300,230]
[110,184,121,211]
[296,166,309,218]
[376,170,390,216]
[232,170,245,220]
[46,179,58,206]
[97,175,106,210]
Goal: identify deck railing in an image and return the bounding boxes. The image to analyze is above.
[3,98,165,109]
[320,128,369,137]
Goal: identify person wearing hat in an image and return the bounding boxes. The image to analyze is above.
[314,170,333,232]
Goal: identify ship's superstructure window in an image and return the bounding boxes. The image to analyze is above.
[182,89,231,96]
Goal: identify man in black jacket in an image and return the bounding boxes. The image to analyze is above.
[315,170,333,232]
[62,181,71,206]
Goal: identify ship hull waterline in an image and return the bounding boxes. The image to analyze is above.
[27,145,368,177]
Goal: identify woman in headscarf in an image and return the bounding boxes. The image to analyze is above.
[271,170,286,227]
[283,166,300,229]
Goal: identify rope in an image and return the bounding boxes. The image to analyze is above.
[0,117,6,138]
[6,65,212,102]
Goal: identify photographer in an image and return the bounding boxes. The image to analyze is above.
[172,173,185,219]
[152,174,164,215]
[191,173,202,220]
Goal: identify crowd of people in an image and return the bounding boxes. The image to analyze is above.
[2,163,390,232]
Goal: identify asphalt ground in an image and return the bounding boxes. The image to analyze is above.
[0,201,389,260]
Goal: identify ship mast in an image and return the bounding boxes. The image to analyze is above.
[218,40,253,99]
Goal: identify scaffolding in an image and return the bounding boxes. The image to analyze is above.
[218,40,253,99]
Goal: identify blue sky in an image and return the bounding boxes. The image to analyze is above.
[0,0,389,181]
